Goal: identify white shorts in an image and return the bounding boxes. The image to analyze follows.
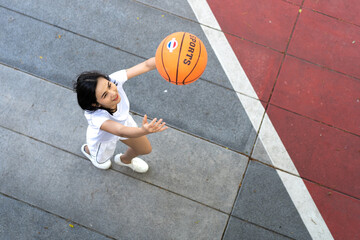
[118,115,138,140]
[90,115,138,164]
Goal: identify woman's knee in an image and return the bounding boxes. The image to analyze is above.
[123,137,152,155]
[137,144,152,155]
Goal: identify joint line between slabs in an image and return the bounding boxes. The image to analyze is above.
[2,4,359,93]
[221,157,251,239]
[226,214,297,240]
[265,1,305,107]
[286,54,360,81]
[0,61,251,159]
[223,105,274,236]
[0,62,73,91]
[0,192,116,240]
[3,59,357,201]
[305,7,360,28]
[0,124,233,217]
[249,157,360,201]
[0,5,147,60]
[268,103,360,138]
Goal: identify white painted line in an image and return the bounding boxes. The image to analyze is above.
[187,0,334,239]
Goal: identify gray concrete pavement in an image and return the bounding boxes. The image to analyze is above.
[1,0,311,239]
[1,194,111,240]
[0,2,259,154]
[0,64,232,239]
[0,125,228,239]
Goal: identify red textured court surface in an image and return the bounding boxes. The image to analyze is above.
[207,0,360,239]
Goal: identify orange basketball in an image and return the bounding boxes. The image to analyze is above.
[155,32,207,85]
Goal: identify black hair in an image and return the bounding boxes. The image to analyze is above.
[73,71,116,114]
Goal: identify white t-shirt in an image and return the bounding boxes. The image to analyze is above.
[84,70,135,160]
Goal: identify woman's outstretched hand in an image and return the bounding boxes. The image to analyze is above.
[141,114,168,134]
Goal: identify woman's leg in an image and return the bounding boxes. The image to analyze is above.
[84,145,90,154]
[120,136,152,164]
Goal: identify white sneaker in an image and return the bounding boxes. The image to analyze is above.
[114,154,149,173]
[81,144,111,170]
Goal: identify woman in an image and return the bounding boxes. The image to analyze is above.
[73,57,167,172]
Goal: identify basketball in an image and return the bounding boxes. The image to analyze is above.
[155,32,207,85]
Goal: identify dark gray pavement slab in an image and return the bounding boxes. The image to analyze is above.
[0,194,111,240]
[223,217,291,240]
[135,0,199,22]
[0,0,231,89]
[0,64,248,213]
[232,161,311,239]
[0,4,261,155]
[0,126,228,239]
[252,138,273,166]
[126,76,260,154]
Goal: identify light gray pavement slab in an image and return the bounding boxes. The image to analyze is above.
[0,126,228,239]
[232,161,311,239]
[115,115,249,213]
[0,64,248,213]
[0,5,262,155]
[223,217,291,240]
[0,194,111,240]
